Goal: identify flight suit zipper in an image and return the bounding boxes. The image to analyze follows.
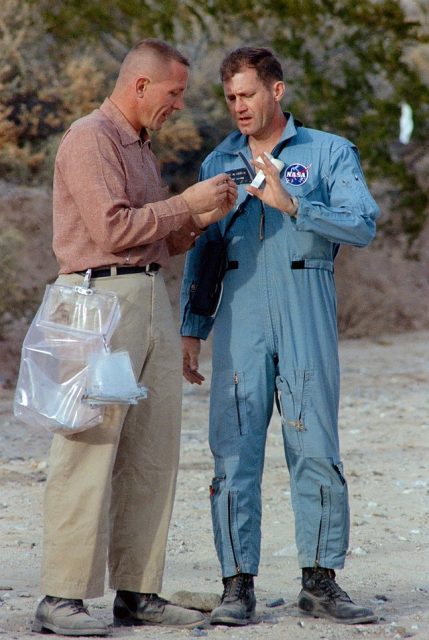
[259,203,265,240]
[233,372,242,432]
[315,485,329,566]
[228,492,241,574]
[315,492,323,566]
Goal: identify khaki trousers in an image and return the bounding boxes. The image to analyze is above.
[40,271,182,599]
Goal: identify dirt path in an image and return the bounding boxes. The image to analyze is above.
[0,331,428,639]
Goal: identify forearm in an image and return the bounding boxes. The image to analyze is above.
[165,216,204,256]
[295,197,378,247]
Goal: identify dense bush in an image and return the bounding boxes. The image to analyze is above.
[1,0,429,348]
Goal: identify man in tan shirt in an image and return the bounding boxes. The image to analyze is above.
[32,39,237,637]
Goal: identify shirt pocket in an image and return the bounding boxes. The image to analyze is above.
[282,167,324,200]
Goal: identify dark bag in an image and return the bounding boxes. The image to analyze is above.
[189,239,228,317]
[189,195,249,317]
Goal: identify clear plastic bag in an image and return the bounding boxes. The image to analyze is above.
[83,351,147,405]
[13,279,123,434]
[37,282,121,339]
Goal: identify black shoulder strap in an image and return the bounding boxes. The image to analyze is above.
[222,126,302,238]
[223,194,251,236]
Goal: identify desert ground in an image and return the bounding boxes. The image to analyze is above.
[0,330,428,640]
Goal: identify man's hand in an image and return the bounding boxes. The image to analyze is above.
[246,153,297,215]
[182,336,205,385]
[182,174,237,223]
[192,182,238,227]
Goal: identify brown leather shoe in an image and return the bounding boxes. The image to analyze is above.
[113,590,206,627]
[32,596,109,636]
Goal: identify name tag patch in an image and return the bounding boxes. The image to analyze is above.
[226,168,253,185]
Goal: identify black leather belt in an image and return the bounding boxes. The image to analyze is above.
[77,264,160,278]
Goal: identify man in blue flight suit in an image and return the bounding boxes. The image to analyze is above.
[180,47,380,626]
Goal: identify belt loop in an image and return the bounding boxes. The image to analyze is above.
[110,265,117,276]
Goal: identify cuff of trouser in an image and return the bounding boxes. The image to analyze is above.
[298,557,346,570]
[40,578,104,600]
[222,565,259,579]
[109,576,163,594]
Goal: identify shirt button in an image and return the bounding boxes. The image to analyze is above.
[190,231,196,237]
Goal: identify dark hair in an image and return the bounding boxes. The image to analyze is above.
[129,38,189,67]
[220,47,283,87]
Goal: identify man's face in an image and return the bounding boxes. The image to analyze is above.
[223,67,282,138]
[139,60,188,130]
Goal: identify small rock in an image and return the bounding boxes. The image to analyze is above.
[169,591,221,612]
[298,620,305,627]
[350,546,368,556]
[374,593,389,602]
[266,597,285,608]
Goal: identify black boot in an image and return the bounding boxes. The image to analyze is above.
[298,567,377,625]
[210,573,256,626]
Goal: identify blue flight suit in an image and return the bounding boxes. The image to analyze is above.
[180,114,380,577]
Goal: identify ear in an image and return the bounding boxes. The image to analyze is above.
[273,81,285,103]
[136,76,150,98]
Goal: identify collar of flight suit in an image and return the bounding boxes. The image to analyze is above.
[214,112,299,156]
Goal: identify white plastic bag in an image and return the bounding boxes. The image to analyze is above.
[83,351,147,405]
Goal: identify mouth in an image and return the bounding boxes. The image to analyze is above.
[237,116,252,126]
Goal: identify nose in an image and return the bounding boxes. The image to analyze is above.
[174,95,185,111]
[235,97,247,113]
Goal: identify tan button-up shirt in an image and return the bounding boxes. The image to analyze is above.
[53,98,203,273]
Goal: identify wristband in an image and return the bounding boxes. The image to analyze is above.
[289,195,299,216]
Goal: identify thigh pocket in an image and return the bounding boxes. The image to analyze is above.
[210,370,249,442]
[276,371,312,452]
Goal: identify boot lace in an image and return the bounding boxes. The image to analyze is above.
[50,598,90,615]
[316,573,352,603]
[144,594,169,608]
[222,574,250,602]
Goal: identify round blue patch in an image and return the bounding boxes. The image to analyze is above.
[285,163,310,186]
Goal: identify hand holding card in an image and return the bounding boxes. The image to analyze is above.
[250,153,285,190]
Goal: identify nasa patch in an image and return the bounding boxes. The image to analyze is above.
[285,163,311,186]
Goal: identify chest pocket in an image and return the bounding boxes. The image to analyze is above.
[281,161,325,200]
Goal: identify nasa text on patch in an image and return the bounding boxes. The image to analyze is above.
[226,168,253,185]
[285,163,311,186]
